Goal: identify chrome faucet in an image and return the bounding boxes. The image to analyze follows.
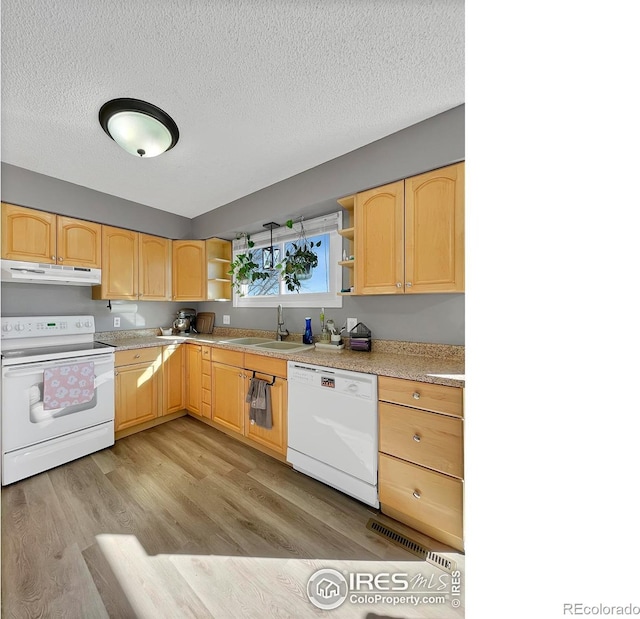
[276,304,289,341]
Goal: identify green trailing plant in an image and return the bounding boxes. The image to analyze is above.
[279,219,321,292]
[228,233,270,296]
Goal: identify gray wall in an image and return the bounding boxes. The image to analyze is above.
[1,163,192,239]
[199,294,464,345]
[1,105,465,344]
[193,105,465,345]
[1,283,183,333]
[190,105,465,239]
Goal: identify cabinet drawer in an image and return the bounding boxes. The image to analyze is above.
[244,353,287,379]
[202,346,211,360]
[202,358,211,377]
[379,453,463,544]
[379,402,463,478]
[378,376,462,418]
[115,346,162,368]
[211,348,244,367]
[202,387,211,406]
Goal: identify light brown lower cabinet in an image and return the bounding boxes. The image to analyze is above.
[377,375,464,551]
[162,344,185,415]
[114,347,162,432]
[211,350,288,456]
[379,453,463,551]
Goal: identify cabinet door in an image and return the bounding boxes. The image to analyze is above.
[56,216,102,268]
[115,361,161,432]
[185,344,202,415]
[172,240,206,301]
[162,345,185,415]
[94,226,139,300]
[244,375,287,455]
[212,362,244,433]
[355,181,405,294]
[405,162,465,293]
[1,203,57,263]
[139,233,171,300]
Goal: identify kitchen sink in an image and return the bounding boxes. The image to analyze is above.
[222,337,274,345]
[250,341,314,353]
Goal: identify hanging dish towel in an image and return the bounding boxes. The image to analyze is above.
[43,361,95,411]
[245,377,272,429]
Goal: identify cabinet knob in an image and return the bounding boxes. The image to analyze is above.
[396,282,402,288]
[413,434,421,443]
[51,255,56,260]
[412,391,421,400]
[58,257,63,262]
[134,354,140,359]
[412,491,421,500]
[115,370,118,376]
[406,281,412,287]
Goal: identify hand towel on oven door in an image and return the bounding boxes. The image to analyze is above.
[43,361,95,410]
[245,378,272,429]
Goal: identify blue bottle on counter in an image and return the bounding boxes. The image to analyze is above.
[303,317,313,344]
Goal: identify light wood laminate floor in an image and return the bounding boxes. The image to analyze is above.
[1,416,464,618]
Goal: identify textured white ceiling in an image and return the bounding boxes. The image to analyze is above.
[1,1,464,219]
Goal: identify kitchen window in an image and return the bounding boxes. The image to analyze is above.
[233,212,343,308]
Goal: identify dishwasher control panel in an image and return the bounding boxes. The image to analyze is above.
[287,361,375,400]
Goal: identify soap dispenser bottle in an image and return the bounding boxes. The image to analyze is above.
[303,317,313,344]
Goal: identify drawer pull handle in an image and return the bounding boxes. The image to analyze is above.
[412,391,420,400]
[412,491,421,499]
[413,434,421,442]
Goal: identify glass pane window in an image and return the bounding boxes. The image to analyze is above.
[233,213,343,309]
[283,233,330,295]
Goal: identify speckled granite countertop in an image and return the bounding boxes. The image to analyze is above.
[96,330,465,388]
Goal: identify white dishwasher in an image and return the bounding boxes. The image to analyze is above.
[287,360,378,507]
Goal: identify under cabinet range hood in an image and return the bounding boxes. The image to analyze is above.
[1,260,101,286]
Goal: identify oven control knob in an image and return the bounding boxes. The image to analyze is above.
[84,320,92,327]
[76,321,83,328]
[16,324,25,331]
[2,324,12,332]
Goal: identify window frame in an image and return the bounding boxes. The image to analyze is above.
[233,212,343,309]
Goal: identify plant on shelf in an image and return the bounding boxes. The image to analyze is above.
[279,218,321,292]
[228,233,270,296]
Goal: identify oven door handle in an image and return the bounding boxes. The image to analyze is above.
[2,355,114,376]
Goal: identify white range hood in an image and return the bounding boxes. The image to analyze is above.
[1,260,101,286]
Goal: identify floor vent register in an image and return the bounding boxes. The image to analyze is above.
[366,518,456,573]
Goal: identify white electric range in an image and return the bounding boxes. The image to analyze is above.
[1,315,115,485]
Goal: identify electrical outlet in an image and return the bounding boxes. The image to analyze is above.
[346,317,357,333]
[113,317,120,328]
[223,315,231,325]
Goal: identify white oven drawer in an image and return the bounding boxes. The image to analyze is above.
[2,353,115,453]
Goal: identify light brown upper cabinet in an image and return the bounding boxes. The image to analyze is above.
[405,162,464,293]
[353,162,465,295]
[92,226,139,300]
[139,233,171,300]
[172,240,206,301]
[2,202,101,268]
[355,181,405,295]
[93,228,172,301]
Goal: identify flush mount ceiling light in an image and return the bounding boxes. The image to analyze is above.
[99,98,179,158]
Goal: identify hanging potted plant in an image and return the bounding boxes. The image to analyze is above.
[279,218,321,292]
[228,233,270,296]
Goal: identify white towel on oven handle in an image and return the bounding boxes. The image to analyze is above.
[29,371,112,423]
